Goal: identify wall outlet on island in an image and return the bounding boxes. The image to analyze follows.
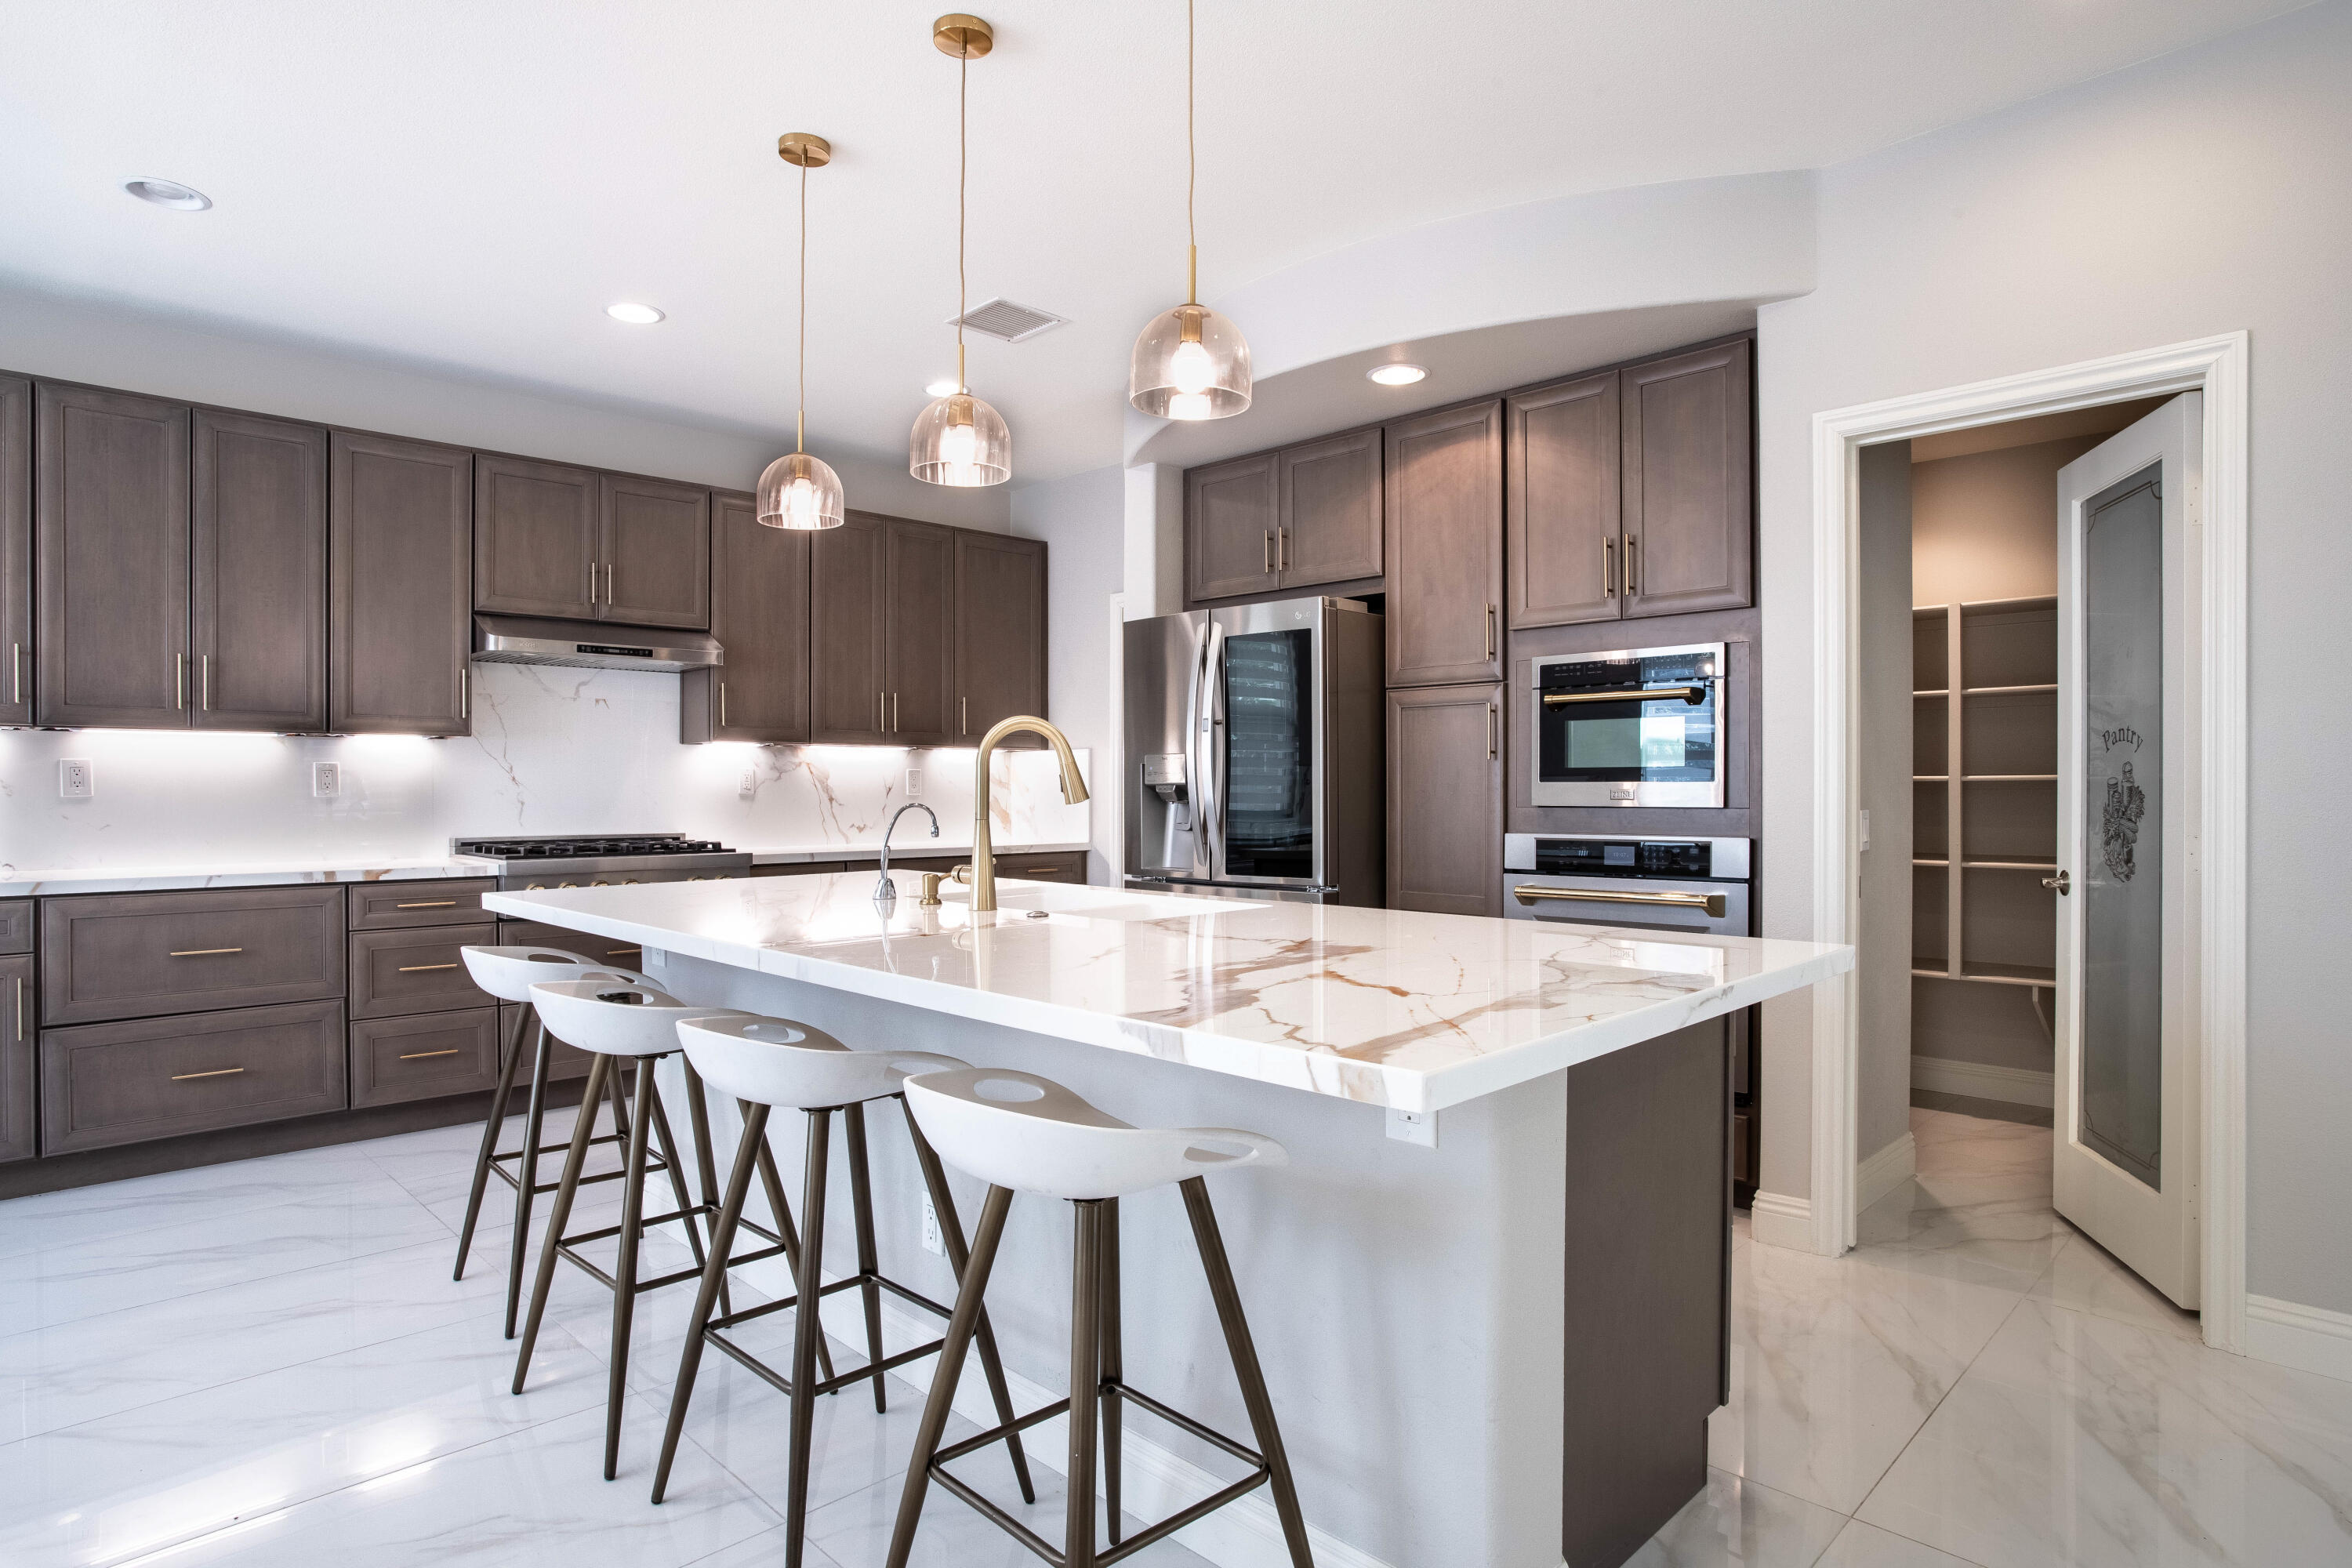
[58,758,93,799]
[312,761,340,798]
[1386,1107,1438,1149]
[920,1193,944,1256]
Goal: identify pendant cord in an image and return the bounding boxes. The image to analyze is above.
[797,160,808,453]
[1186,0,1197,304]
[957,49,968,393]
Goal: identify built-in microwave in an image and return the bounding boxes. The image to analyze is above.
[1530,642,1725,808]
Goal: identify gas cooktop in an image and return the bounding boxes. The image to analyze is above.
[452,833,753,882]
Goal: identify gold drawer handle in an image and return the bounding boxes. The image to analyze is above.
[1512,885,1728,918]
[607,947,642,957]
[394,900,459,909]
[397,1049,461,1061]
[396,962,461,973]
[172,1066,245,1081]
[1540,685,1707,707]
[169,947,245,957]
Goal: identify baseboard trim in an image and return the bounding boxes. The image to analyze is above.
[1749,1189,1815,1252]
[1911,1054,2055,1109]
[2246,1294,2352,1384]
[1857,1131,1916,1213]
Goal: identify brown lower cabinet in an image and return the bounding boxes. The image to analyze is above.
[39,999,349,1155]
[349,922,497,1019]
[495,917,648,975]
[41,885,346,1026]
[750,862,848,877]
[350,1008,502,1109]
[0,898,31,953]
[499,1001,595,1084]
[1387,684,1504,916]
[2,953,31,1162]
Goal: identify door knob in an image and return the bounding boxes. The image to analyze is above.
[2042,869,2071,895]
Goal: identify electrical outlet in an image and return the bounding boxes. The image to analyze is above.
[58,758,93,799]
[1385,1107,1438,1148]
[1858,808,1871,852]
[738,768,758,799]
[905,768,923,798]
[920,1193,944,1256]
[312,761,340,798]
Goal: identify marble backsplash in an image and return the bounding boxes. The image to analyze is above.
[0,661,1089,877]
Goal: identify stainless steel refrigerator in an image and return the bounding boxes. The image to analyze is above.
[1123,597,1385,906]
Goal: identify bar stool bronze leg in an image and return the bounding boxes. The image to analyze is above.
[503,1018,558,1338]
[642,1060,713,1286]
[844,1102,889,1415]
[514,1051,610,1395]
[783,1109,833,1568]
[1065,1199,1106,1568]
[884,1185,1014,1568]
[898,1100,1036,1504]
[652,1101,771,1504]
[1181,1177,1315,1567]
[681,1060,734,1320]
[1102,1195,1124,1545]
[454,1002,531,1282]
[751,1107,837,1388]
[605,1056,658,1480]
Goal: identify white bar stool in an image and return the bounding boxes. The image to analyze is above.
[452,945,654,1338]
[653,1014,1036,1566]
[510,978,774,1480]
[887,1068,1314,1568]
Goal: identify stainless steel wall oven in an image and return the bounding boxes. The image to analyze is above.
[1529,641,1726,808]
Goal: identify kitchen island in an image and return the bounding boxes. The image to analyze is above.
[489,871,1851,1568]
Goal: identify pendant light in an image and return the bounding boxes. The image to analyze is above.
[757,132,846,530]
[1128,0,1250,421]
[910,13,1012,487]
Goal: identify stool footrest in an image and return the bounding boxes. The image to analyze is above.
[551,1243,705,1298]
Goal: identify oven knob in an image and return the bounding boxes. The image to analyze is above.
[527,883,546,891]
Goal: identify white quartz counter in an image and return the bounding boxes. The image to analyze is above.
[488,870,1851,1112]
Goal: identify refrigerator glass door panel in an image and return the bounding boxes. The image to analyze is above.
[1218,626,1316,881]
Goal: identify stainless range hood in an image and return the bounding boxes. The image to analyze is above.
[472,614,722,672]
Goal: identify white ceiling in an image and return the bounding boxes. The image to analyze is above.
[0,0,2305,483]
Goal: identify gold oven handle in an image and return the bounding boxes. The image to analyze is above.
[1513,885,1727,918]
[1541,685,1708,707]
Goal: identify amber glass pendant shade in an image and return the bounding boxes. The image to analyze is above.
[909,390,1011,487]
[757,449,847,530]
[1129,301,1252,420]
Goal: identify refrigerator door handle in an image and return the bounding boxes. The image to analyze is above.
[1199,621,1227,881]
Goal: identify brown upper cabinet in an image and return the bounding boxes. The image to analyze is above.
[1385,400,1504,688]
[1185,433,1384,606]
[473,455,597,619]
[34,383,192,728]
[1386,682,1504,916]
[885,518,956,745]
[598,472,710,628]
[683,490,811,745]
[1620,338,1752,619]
[0,375,27,726]
[1507,370,1621,628]
[953,530,1047,742]
[192,410,328,731]
[810,512,889,742]
[330,431,473,735]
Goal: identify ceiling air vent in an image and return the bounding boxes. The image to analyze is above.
[947,297,1069,343]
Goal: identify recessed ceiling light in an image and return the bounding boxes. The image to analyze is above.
[605,302,666,325]
[924,379,960,397]
[123,177,210,211]
[1368,363,1428,387]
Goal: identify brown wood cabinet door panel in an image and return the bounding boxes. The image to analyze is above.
[349,922,497,1019]
[996,851,1087,884]
[495,918,646,972]
[810,512,887,742]
[0,898,31,954]
[329,432,472,735]
[39,999,348,1154]
[35,383,191,728]
[953,530,1045,741]
[350,1007,502,1109]
[0,375,28,725]
[499,1000,593,1083]
[42,885,347,1026]
[1,954,31,1161]
[347,878,497,931]
[1386,684,1503,916]
[1508,372,1622,630]
[885,518,956,744]
[192,409,328,730]
[473,454,597,619]
[750,861,848,877]
[1279,429,1382,588]
[684,491,809,744]
[1621,339,1752,619]
[599,473,710,628]
[1385,401,1504,687]
[1185,453,1279,603]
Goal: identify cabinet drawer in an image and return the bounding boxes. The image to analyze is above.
[348,878,497,931]
[42,886,346,1025]
[499,1001,593,1084]
[350,922,497,1020]
[495,917,647,972]
[751,862,847,877]
[996,851,1088,884]
[0,898,31,955]
[350,1008,503,1108]
[39,1000,348,1154]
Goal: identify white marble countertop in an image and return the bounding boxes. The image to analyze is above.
[746,840,1091,866]
[488,871,1852,1113]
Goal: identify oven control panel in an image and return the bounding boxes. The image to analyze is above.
[1507,834,1751,882]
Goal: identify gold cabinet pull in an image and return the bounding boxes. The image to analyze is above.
[8,640,20,705]
[1602,535,1616,597]
[588,557,598,604]
[891,691,899,731]
[1512,885,1726,917]
[605,562,615,604]
[394,900,458,909]
[169,946,244,957]
[960,695,967,735]
[878,690,885,732]
[397,1049,461,1061]
[12,975,23,1040]
[718,681,728,727]
[397,962,460,973]
[172,1066,245,1081]
[1263,530,1273,573]
[459,666,470,720]
[174,652,187,711]
[1486,604,1497,660]
[200,654,211,711]
[1624,534,1639,596]
[1487,703,1498,759]
[1541,685,1707,707]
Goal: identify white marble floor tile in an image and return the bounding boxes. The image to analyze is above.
[1623,1467,1849,1567]
[1813,1518,1983,1566]
[681,1526,848,1567]
[0,1312,607,1568]
[2027,1232,2203,1341]
[1855,1296,2352,1566]
[806,1465,1215,1568]
[0,1143,394,1262]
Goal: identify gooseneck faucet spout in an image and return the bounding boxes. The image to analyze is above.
[968,715,1088,913]
[877,802,940,899]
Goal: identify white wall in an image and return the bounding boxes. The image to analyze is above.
[1756,1,2352,1312]
[1011,465,1126,883]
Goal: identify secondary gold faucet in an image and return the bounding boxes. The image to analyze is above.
[964,714,1089,913]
